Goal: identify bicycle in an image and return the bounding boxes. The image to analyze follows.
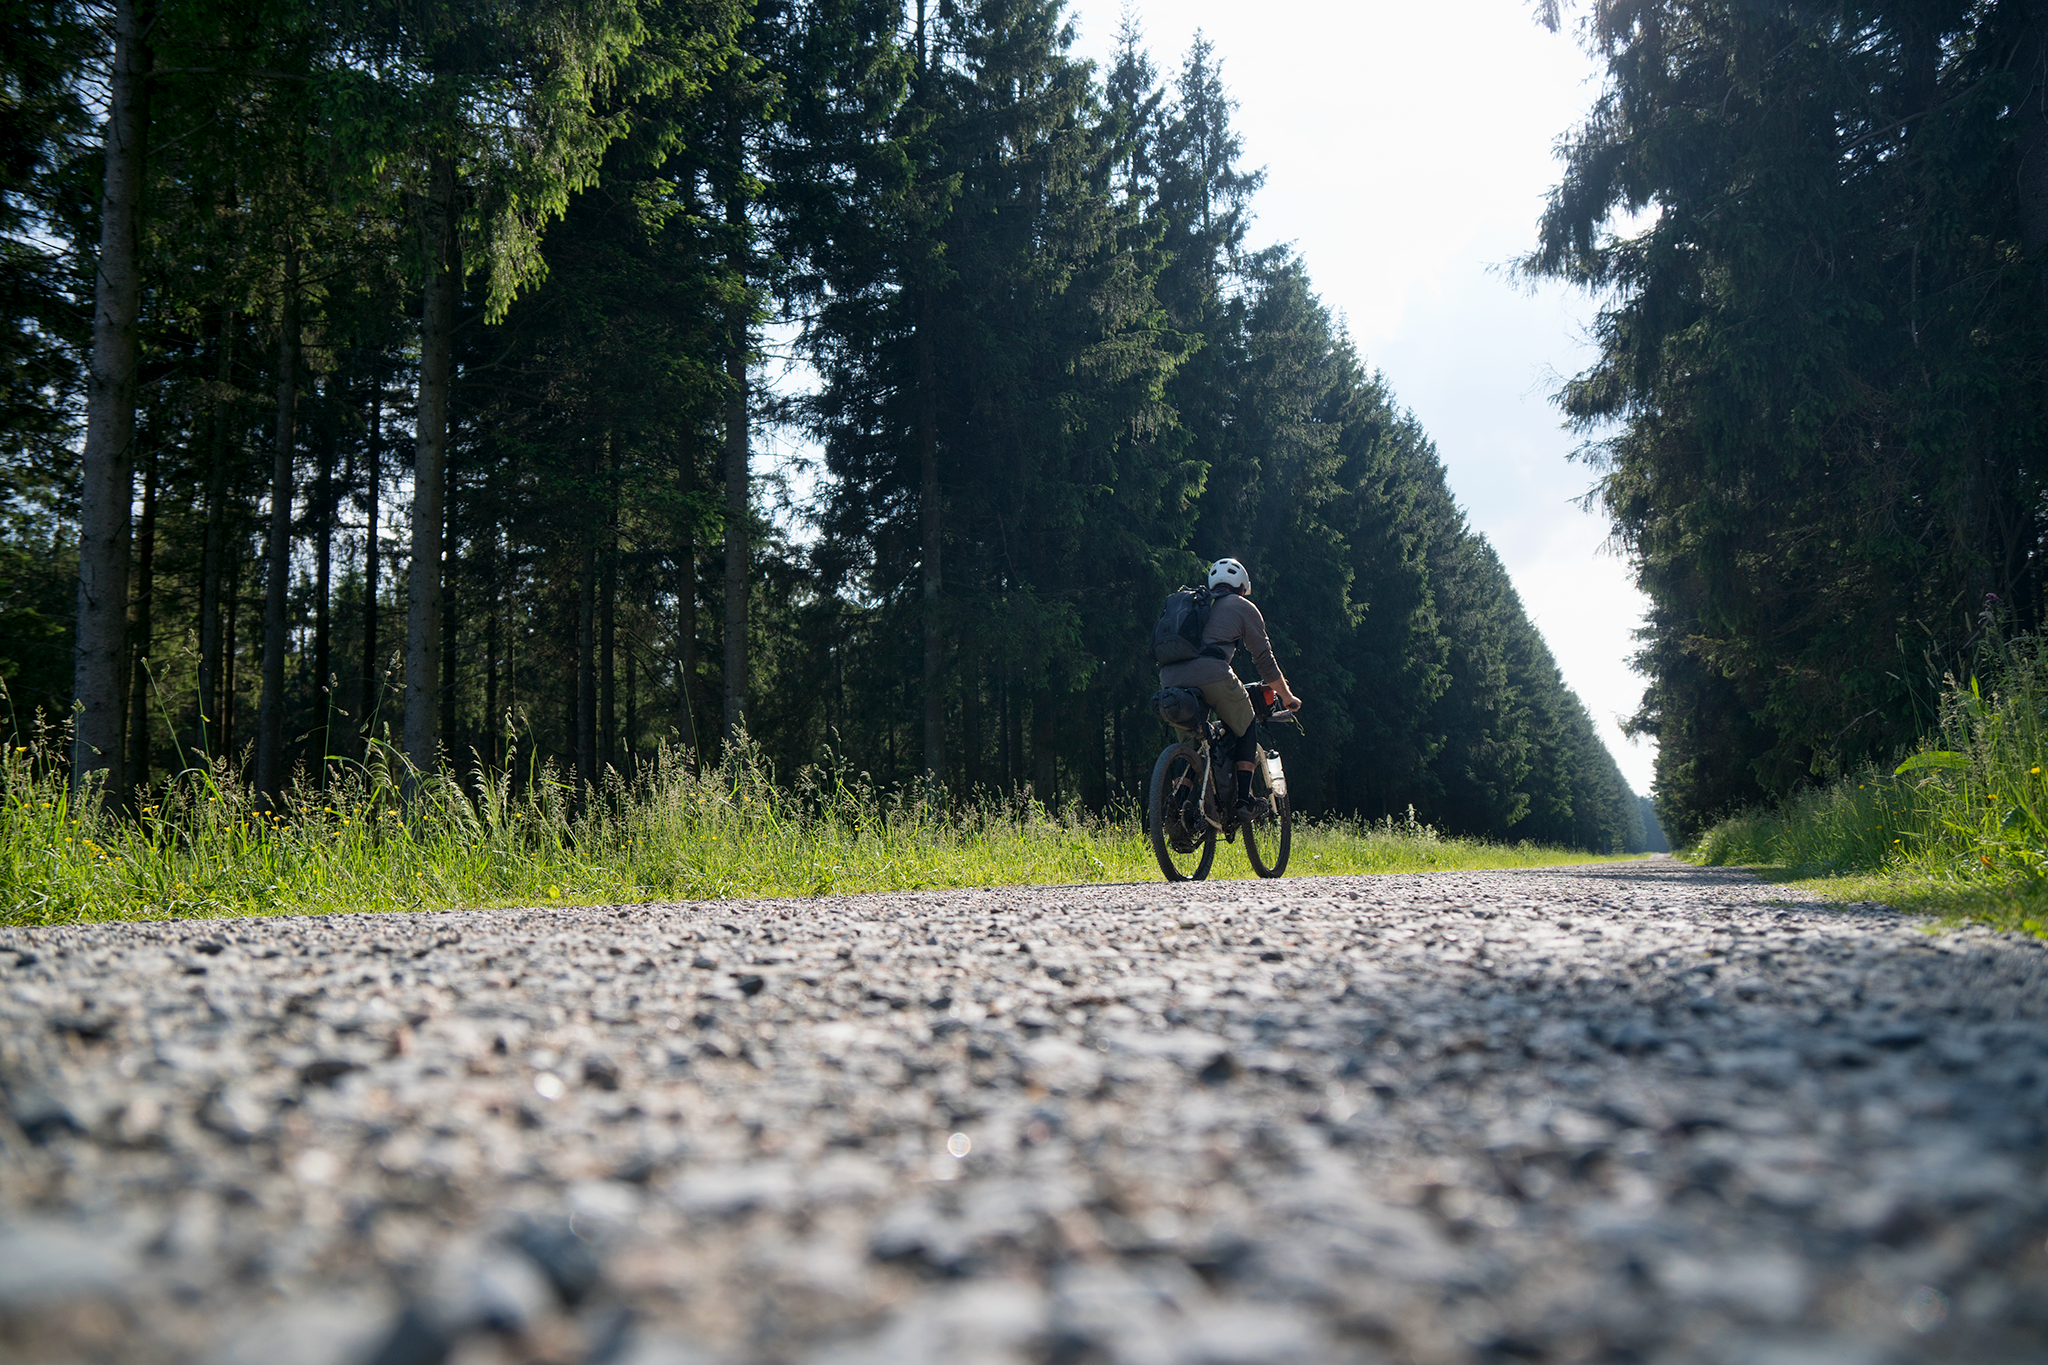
[1147,683,1298,881]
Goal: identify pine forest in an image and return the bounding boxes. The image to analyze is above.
[1530,1,2048,841]
[0,0,1654,856]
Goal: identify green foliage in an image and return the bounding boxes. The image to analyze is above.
[0,530,71,720]
[0,0,1652,877]
[1694,635,2048,922]
[1528,1,2048,842]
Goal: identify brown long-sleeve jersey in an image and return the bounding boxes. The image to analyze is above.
[1157,593,1284,690]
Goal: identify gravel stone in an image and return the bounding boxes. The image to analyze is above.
[1,857,2044,1363]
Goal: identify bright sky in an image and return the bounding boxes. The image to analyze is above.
[1063,0,1656,795]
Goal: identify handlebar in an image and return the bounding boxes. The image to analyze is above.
[1251,687,1301,724]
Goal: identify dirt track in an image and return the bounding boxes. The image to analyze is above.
[2,856,2045,1364]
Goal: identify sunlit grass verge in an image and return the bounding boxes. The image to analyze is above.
[1690,634,2048,941]
[2,725,1630,928]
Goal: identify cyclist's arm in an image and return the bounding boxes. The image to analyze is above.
[1236,599,1299,708]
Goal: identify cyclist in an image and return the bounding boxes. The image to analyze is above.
[1158,558,1303,822]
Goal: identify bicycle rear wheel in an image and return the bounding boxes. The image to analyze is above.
[1242,753,1292,878]
[1149,743,1216,882]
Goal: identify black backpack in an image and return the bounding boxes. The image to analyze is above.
[1151,586,1219,665]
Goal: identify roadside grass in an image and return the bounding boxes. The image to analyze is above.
[1689,634,2048,941]
[1,726,1629,927]
[1748,866,2048,939]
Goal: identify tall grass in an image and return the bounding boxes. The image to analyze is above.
[0,722,1622,927]
[1693,633,2048,933]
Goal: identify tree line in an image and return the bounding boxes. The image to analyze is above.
[0,0,1652,854]
[1529,0,2048,838]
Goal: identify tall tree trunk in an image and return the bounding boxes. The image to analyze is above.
[1006,666,1023,792]
[722,125,751,747]
[257,239,300,803]
[504,568,517,778]
[196,316,232,757]
[961,661,982,792]
[723,318,749,741]
[917,288,943,781]
[71,0,153,795]
[722,356,748,744]
[600,558,616,770]
[2018,13,2048,316]
[405,153,458,776]
[222,544,240,762]
[625,642,636,774]
[1032,703,1055,803]
[1084,689,1107,810]
[313,386,333,778]
[601,436,617,772]
[484,530,500,768]
[1112,698,1126,801]
[361,389,380,737]
[125,441,158,789]
[676,435,699,769]
[440,450,458,762]
[441,549,458,768]
[578,538,597,796]
[562,585,579,776]
[999,665,1012,790]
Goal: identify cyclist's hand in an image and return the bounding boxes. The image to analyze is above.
[1279,688,1303,712]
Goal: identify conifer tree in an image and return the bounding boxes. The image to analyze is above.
[0,0,1651,853]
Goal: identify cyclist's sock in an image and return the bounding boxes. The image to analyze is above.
[1235,767,1254,806]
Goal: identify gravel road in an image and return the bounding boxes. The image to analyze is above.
[2,856,2045,1365]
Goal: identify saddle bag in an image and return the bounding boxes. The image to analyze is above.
[1148,686,1206,729]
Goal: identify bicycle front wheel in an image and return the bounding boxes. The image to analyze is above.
[1148,742,1216,882]
[1242,753,1292,879]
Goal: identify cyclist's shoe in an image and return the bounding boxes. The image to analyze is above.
[1235,796,1272,824]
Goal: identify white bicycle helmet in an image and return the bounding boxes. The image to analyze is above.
[1207,557,1250,595]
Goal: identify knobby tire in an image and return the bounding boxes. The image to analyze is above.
[1149,742,1216,882]
[1241,763,1292,879]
